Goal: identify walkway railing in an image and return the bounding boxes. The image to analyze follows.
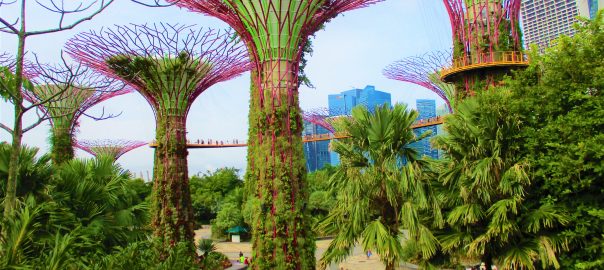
[440,51,529,81]
[149,116,444,148]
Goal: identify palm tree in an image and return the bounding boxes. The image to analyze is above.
[433,91,569,270]
[0,142,51,200]
[318,104,442,270]
[48,156,150,250]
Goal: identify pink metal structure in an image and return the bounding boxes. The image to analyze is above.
[65,23,250,248]
[165,1,383,267]
[384,51,455,112]
[442,0,525,94]
[75,139,147,160]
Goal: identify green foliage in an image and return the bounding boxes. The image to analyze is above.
[49,156,150,250]
[318,104,441,270]
[211,201,244,238]
[0,66,34,102]
[433,91,569,269]
[0,142,52,199]
[503,11,604,269]
[306,165,337,228]
[90,240,199,270]
[190,167,243,224]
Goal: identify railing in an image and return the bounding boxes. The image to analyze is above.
[440,51,529,81]
[148,116,445,148]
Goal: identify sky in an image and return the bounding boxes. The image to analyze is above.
[0,0,452,179]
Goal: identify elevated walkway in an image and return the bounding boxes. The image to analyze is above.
[149,116,444,149]
[440,51,529,83]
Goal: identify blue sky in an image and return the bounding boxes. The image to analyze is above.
[0,0,452,178]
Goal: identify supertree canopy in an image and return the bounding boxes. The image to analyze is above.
[384,51,455,113]
[75,139,147,161]
[65,23,249,250]
[166,1,382,268]
[441,0,527,96]
[23,64,130,164]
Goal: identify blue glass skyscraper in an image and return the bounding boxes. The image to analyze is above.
[327,85,392,166]
[413,99,439,159]
[302,120,331,172]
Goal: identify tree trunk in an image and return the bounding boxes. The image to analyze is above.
[50,124,75,164]
[385,261,396,270]
[4,6,27,218]
[4,105,23,218]
[151,113,195,250]
[247,60,315,270]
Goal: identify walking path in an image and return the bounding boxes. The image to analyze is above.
[195,227,417,270]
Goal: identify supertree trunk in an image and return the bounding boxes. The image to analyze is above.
[66,24,249,253]
[168,1,383,268]
[441,0,526,95]
[50,124,75,164]
[152,113,194,246]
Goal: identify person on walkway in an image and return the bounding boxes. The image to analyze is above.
[366,250,372,259]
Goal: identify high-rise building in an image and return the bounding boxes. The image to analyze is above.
[302,121,331,172]
[521,0,603,51]
[327,85,392,166]
[328,85,391,116]
[413,99,439,160]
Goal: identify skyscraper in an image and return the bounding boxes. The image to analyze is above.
[328,85,391,116]
[521,0,603,51]
[302,121,332,172]
[413,99,439,160]
[327,85,392,166]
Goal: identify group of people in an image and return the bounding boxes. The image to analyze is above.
[238,251,249,265]
[188,139,241,145]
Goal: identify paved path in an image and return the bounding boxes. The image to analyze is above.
[194,227,419,270]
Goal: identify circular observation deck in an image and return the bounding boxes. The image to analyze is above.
[440,51,529,83]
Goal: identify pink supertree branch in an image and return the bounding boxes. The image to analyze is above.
[302,108,335,133]
[75,139,147,160]
[384,51,454,112]
[65,23,250,117]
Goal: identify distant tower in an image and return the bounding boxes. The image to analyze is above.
[441,0,528,97]
[328,85,391,115]
[521,0,603,51]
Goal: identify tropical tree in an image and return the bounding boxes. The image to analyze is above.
[0,142,51,200]
[504,12,604,269]
[433,91,569,270]
[318,104,442,270]
[48,156,150,251]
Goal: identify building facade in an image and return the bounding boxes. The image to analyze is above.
[413,99,439,160]
[302,121,332,172]
[328,85,391,116]
[521,0,603,51]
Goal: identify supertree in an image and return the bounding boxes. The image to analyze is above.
[165,1,382,268]
[65,23,249,250]
[384,51,455,113]
[23,63,130,164]
[75,139,147,161]
[441,0,527,97]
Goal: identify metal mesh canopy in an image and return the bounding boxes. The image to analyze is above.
[170,0,382,64]
[384,51,455,112]
[65,23,251,117]
[75,139,147,160]
[22,64,131,133]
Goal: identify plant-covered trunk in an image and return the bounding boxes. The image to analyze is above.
[246,60,315,270]
[151,113,194,250]
[50,124,74,164]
